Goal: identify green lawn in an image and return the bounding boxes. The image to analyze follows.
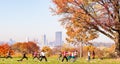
[0,57,120,64]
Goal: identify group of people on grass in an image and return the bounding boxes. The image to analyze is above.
[58,50,95,62]
[5,49,95,62]
[17,50,48,62]
[31,50,47,62]
[5,50,48,62]
[58,50,78,62]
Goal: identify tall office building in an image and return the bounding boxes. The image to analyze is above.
[55,31,62,46]
[43,34,47,46]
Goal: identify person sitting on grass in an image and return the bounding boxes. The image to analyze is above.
[17,51,28,61]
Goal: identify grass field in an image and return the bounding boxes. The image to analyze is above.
[0,57,120,64]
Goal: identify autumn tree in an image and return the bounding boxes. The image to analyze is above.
[52,0,120,57]
[0,43,14,57]
[12,41,39,53]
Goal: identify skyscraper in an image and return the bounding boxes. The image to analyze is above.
[55,31,62,46]
[43,34,47,46]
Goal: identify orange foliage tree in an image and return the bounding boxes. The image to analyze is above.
[0,43,14,57]
[11,41,39,53]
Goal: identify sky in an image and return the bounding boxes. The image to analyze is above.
[0,0,66,42]
[0,0,114,43]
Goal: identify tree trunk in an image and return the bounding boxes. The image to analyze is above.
[115,31,120,57]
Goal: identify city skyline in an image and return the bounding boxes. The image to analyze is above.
[2,31,64,47]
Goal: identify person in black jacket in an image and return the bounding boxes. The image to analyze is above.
[17,51,28,61]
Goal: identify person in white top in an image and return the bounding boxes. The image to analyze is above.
[40,50,47,62]
[88,51,91,61]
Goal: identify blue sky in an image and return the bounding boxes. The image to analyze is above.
[0,0,66,42]
[0,0,114,43]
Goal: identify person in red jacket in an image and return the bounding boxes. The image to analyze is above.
[62,51,68,62]
[33,51,38,59]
